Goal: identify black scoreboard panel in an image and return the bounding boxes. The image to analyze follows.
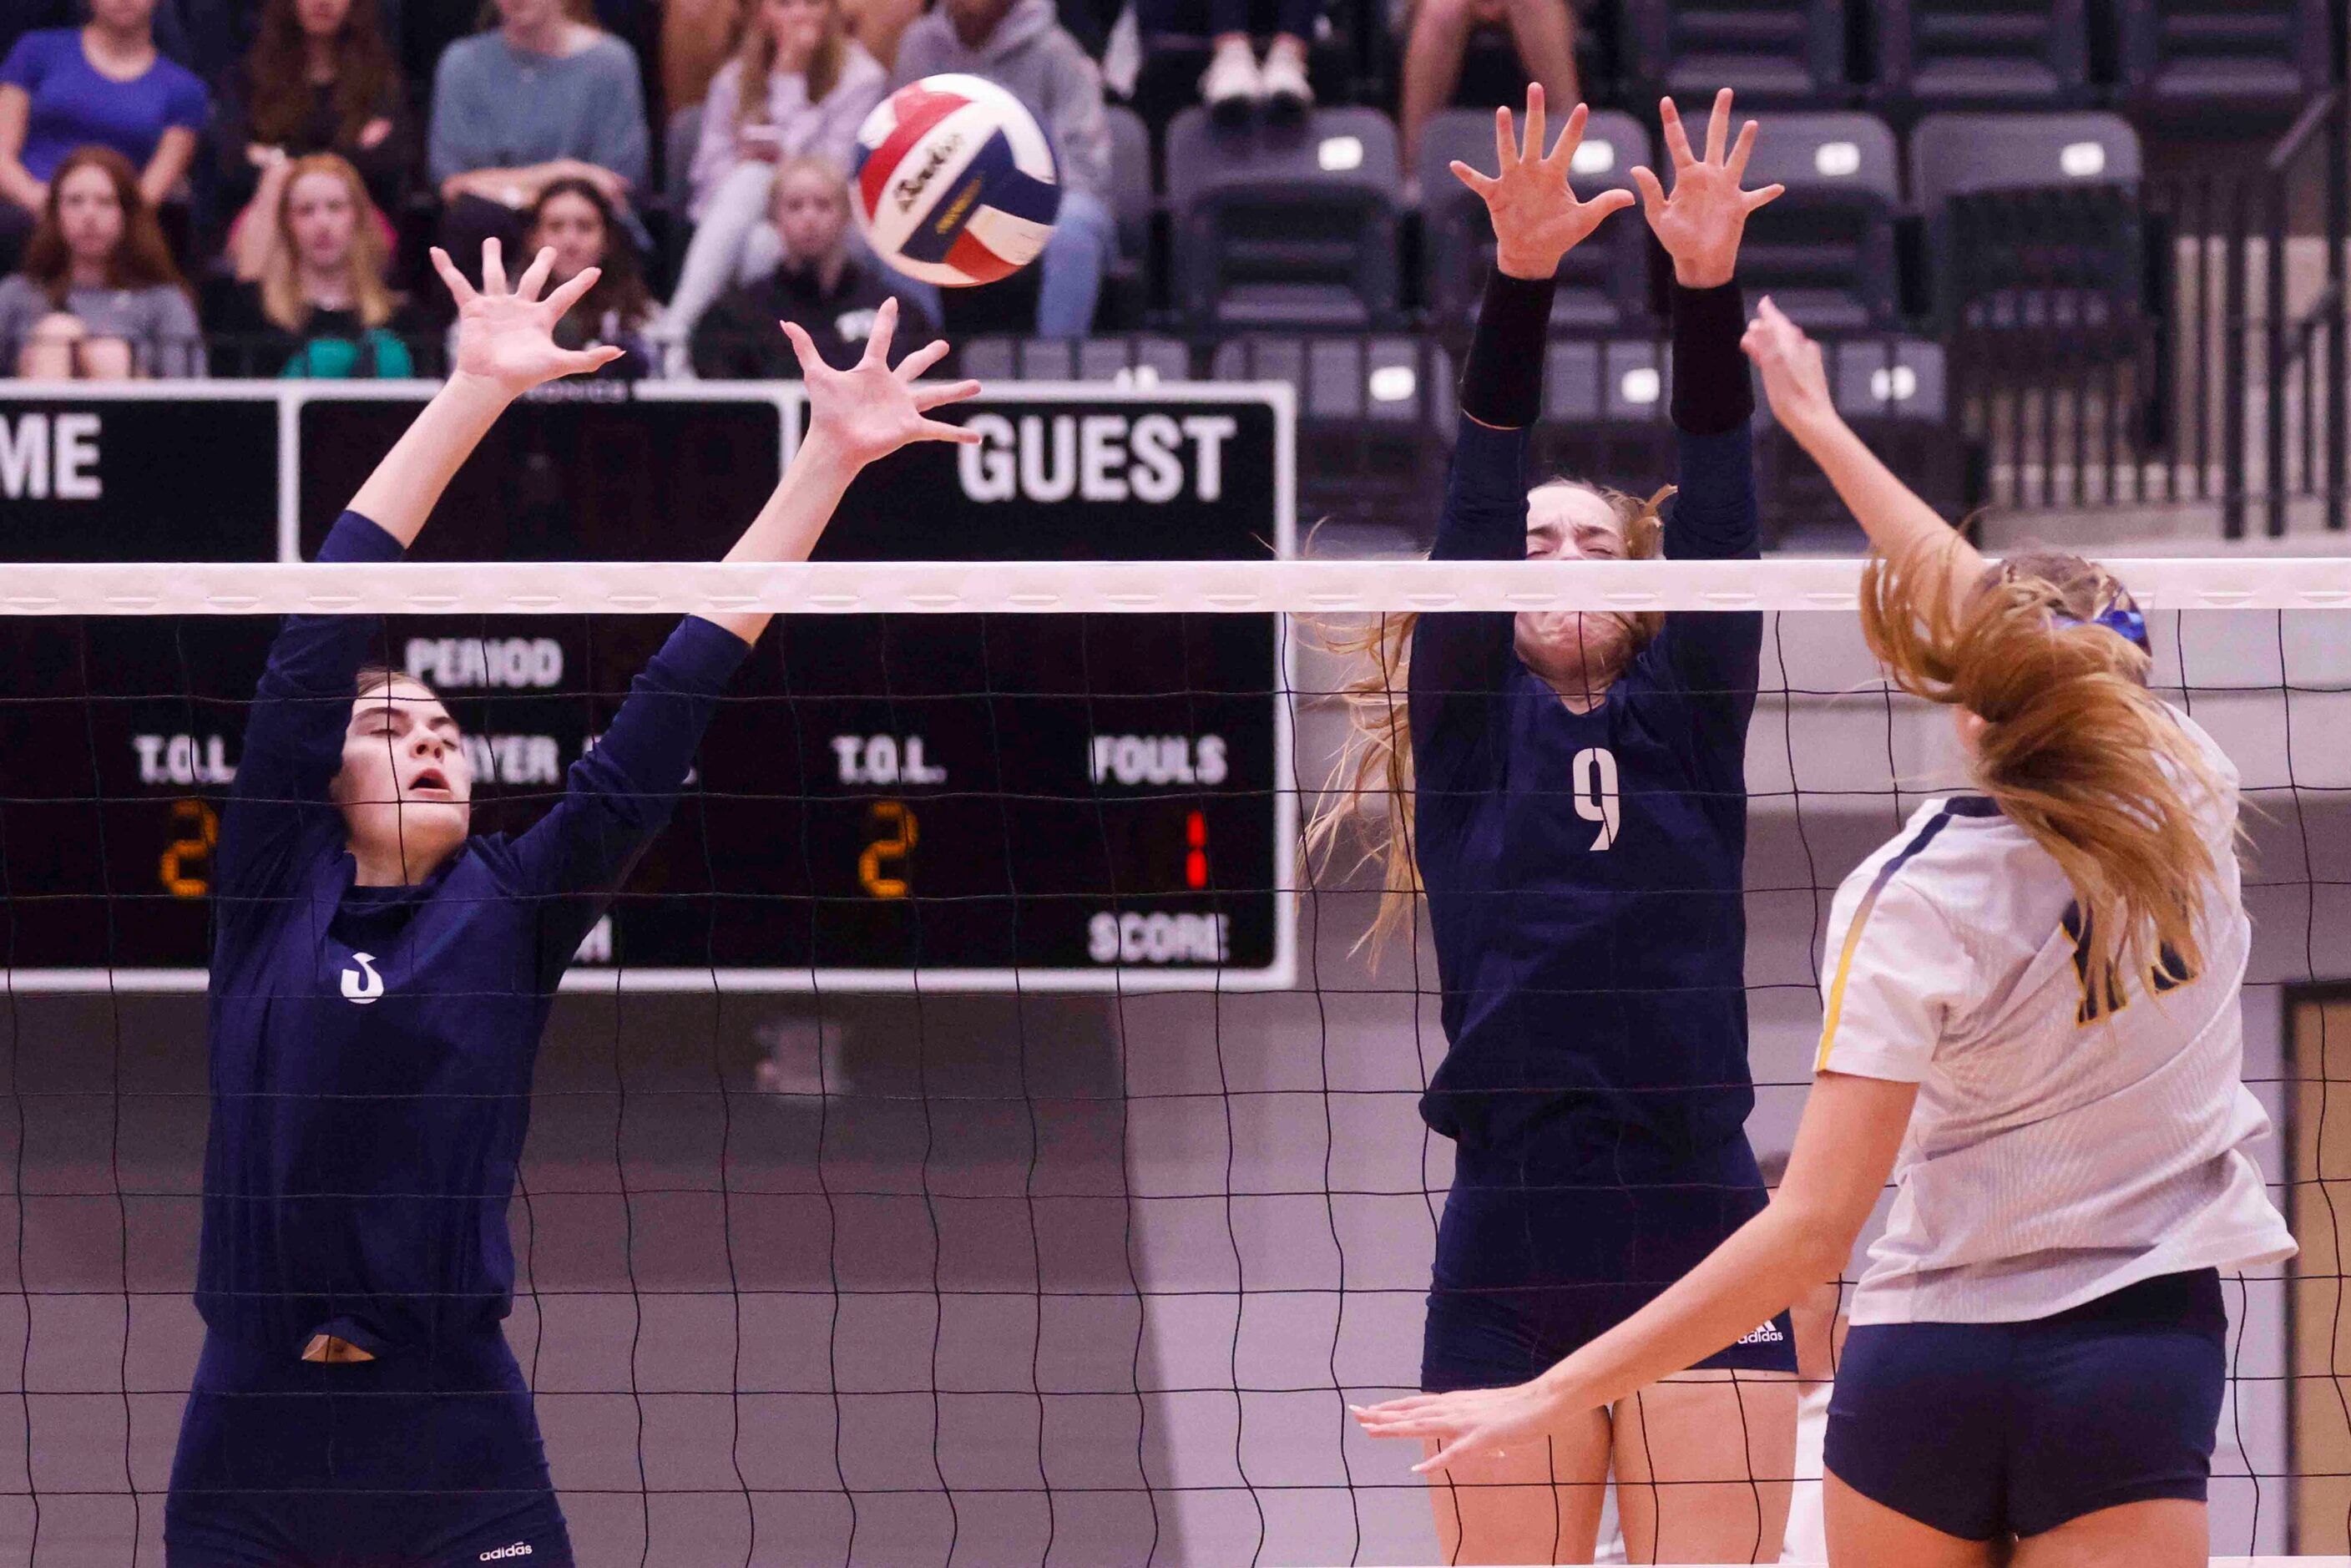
[0,389,1291,986]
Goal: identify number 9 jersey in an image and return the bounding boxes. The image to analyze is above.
[1815,706,2296,1328]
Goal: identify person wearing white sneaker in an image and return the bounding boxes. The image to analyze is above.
[1145,0,1321,118]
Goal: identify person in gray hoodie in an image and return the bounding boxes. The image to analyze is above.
[890,0,1116,336]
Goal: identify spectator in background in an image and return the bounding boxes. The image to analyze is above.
[665,0,886,341]
[891,0,1114,338]
[522,175,661,374]
[0,145,200,377]
[1144,0,1317,118]
[1395,0,1576,183]
[0,0,207,267]
[690,154,929,378]
[210,0,411,263]
[428,0,648,283]
[207,153,419,377]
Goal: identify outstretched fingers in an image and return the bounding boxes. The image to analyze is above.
[893,337,953,382]
[1744,181,1786,212]
[1659,95,1696,169]
[1541,99,1588,176]
[1449,159,1498,199]
[913,377,982,412]
[778,319,824,378]
[1519,83,1545,168]
[481,236,508,296]
[1727,117,1759,182]
[427,246,477,306]
[515,245,558,304]
[862,295,900,367]
[913,416,983,445]
[1630,164,1667,217]
[1492,102,1518,173]
[560,345,627,376]
[543,265,603,319]
[1703,86,1733,165]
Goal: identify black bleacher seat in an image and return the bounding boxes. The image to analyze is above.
[1167,106,1404,330]
[1911,112,2145,332]
[1621,0,1848,109]
[2117,0,2329,123]
[1733,113,1901,328]
[962,335,1193,382]
[1418,108,1651,329]
[1830,338,1949,423]
[1868,0,2090,114]
[1103,104,1156,325]
[1210,333,1436,524]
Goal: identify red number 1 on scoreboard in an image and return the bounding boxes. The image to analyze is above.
[1185,810,1209,891]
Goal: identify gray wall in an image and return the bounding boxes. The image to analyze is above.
[1,611,2343,1565]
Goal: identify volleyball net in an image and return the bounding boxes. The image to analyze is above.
[0,544,2346,1565]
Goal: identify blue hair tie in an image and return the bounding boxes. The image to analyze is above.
[2052,604,2149,652]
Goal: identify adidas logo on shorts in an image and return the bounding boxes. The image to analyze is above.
[478,1546,533,1562]
[1734,1321,1786,1346]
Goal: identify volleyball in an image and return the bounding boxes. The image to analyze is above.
[850,73,1062,288]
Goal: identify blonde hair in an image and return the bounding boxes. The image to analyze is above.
[733,0,848,130]
[1305,479,1675,962]
[1861,534,2225,985]
[260,154,397,333]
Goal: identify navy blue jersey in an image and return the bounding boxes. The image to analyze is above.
[1409,414,1762,1177]
[197,510,749,1358]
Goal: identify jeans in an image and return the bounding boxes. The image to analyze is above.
[893,186,1117,339]
[667,159,788,341]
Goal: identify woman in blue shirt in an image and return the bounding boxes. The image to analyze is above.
[164,240,978,1567]
[0,0,206,256]
[1316,89,1794,1564]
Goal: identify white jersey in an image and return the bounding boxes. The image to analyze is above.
[1815,709,2294,1325]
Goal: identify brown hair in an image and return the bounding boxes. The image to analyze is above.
[260,154,399,331]
[353,665,438,701]
[1861,534,2224,985]
[20,147,188,306]
[731,0,850,131]
[1305,479,1675,961]
[525,178,655,336]
[244,0,402,148]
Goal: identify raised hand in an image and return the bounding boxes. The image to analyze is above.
[786,297,981,470]
[1631,89,1784,290]
[1741,295,1838,441]
[433,239,624,397]
[1450,85,1637,282]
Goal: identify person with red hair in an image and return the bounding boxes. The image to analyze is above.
[0,144,200,377]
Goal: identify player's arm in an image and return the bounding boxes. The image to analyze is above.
[220,241,617,902]
[1630,91,1781,712]
[500,297,979,938]
[1356,872,1964,1469]
[1413,89,1633,743]
[1743,297,1986,594]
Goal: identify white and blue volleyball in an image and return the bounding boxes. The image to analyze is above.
[851,73,1062,287]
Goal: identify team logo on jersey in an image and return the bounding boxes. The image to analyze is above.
[339,952,385,1006]
[1734,1320,1786,1347]
[478,1545,533,1562]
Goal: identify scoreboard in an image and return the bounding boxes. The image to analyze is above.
[0,383,1296,990]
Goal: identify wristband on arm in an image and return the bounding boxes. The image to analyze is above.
[1459,268,1559,431]
[1669,280,1755,436]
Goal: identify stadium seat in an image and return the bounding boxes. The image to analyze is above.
[1103,104,1156,324]
[1620,0,1848,109]
[1211,333,1436,526]
[1911,113,2146,331]
[1167,107,1404,329]
[1868,0,2090,114]
[2117,0,2329,122]
[1829,337,1949,422]
[1418,108,1651,329]
[1732,113,1901,328]
[960,336,1192,383]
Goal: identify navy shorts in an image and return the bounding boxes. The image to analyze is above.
[166,1328,574,1568]
[1825,1269,2227,1540]
[1422,1140,1797,1393]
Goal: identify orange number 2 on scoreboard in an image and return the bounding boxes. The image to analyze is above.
[159,798,219,898]
[859,801,918,899]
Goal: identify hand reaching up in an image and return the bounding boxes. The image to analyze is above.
[1741,295,1838,442]
[787,296,982,470]
[1451,85,1637,282]
[434,239,624,397]
[1631,89,1784,290]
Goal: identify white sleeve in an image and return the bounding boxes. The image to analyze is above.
[1814,867,1971,1084]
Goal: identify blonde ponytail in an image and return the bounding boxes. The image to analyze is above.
[1859,534,2225,985]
